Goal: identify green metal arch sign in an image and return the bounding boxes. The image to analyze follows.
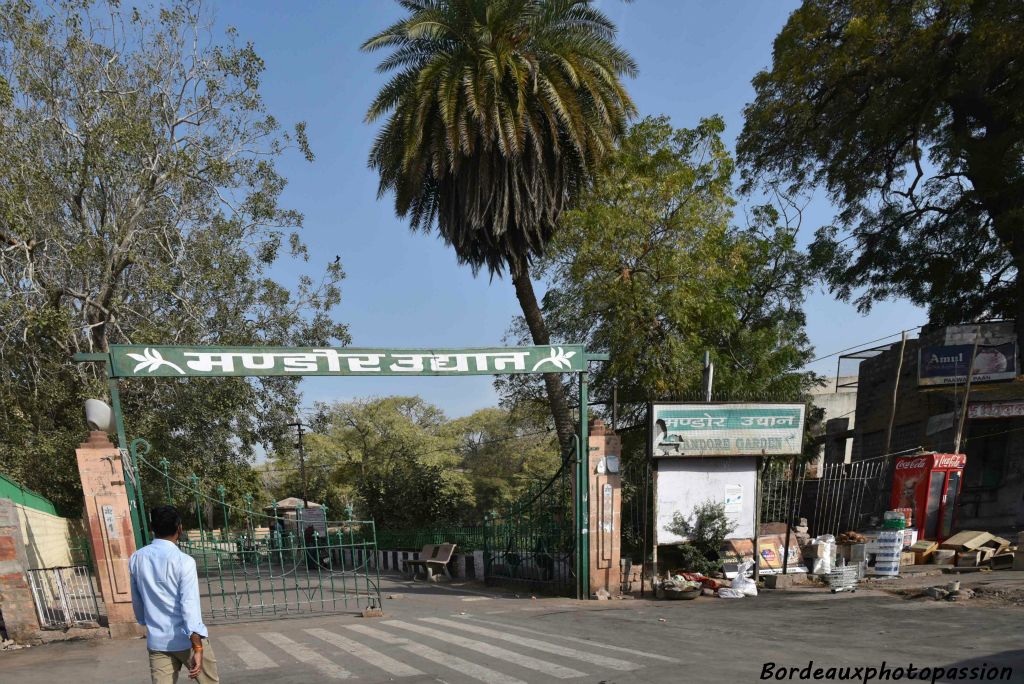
[107,344,588,377]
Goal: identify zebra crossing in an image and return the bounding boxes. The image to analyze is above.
[211,613,681,682]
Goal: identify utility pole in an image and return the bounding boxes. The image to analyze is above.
[288,420,309,508]
[953,327,982,455]
[883,330,909,457]
[702,350,714,402]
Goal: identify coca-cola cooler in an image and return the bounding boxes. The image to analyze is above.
[890,453,966,543]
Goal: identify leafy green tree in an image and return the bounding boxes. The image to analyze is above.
[445,407,559,514]
[0,0,346,514]
[269,398,559,526]
[738,0,1024,326]
[269,397,476,526]
[361,0,636,457]
[502,116,815,424]
[499,116,816,559]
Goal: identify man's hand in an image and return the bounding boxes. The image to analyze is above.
[188,649,203,679]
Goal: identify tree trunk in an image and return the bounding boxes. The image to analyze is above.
[511,266,578,461]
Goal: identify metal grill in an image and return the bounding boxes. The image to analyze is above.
[484,465,575,596]
[27,566,102,629]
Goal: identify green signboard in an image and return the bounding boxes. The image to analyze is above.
[651,403,806,457]
[108,344,587,378]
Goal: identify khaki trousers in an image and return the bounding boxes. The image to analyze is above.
[148,639,220,684]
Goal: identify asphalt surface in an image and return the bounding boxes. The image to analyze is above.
[3,574,1024,683]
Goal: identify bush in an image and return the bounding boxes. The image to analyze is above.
[664,499,737,573]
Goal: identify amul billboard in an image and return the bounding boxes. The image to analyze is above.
[650,403,806,457]
[918,342,1017,386]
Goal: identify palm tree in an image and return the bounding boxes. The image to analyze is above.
[363,0,636,456]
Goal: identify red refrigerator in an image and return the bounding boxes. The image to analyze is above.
[890,453,966,543]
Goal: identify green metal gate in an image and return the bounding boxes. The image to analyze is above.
[131,439,381,622]
[483,463,575,596]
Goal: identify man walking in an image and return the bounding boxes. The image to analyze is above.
[130,505,220,683]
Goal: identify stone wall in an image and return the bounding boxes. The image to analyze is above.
[0,498,41,643]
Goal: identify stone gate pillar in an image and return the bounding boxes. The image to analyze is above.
[75,431,145,639]
[588,419,622,597]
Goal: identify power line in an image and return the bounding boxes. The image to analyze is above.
[806,326,925,365]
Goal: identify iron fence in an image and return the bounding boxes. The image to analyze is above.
[804,457,889,536]
[760,455,891,537]
[132,438,381,621]
[376,526,486,552]
[27,566,102,629]
[760,459,808,525]
[484,465,575,595]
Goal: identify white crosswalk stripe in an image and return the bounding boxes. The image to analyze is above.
[305,627,424,677]
[260,632,352,679]
[217,635,278,670]
[382,619,585,679]
[456,614,682,663]
[345,624,526,684]
[423,617,641,671]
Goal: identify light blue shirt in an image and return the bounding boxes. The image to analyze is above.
[129,538,208,651]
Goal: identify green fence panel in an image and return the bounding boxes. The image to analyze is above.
[0,473,58,515]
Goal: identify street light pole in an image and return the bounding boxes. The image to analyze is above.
[288,420,309,508]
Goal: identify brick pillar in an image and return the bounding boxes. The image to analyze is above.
[588,419,622,597]
[75,431,145,639]
[0,497,41,643]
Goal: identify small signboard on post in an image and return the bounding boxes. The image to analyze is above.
[650,403,806,458]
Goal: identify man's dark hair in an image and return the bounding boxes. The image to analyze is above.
[150,505,181,538]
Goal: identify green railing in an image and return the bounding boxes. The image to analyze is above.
[376,526,486,552]
[483,465,575,595]
[130,438,381,620]
[0,472,59,515]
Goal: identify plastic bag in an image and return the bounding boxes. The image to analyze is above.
[717,588,744,599]
[810,534,836,575]
[730,560,758,597]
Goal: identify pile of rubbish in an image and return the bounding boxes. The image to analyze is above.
[655,561,759,600]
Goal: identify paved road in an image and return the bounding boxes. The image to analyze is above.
[4,575,1024,683]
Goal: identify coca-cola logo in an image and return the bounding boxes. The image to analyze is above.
[896,457,927,470]
[934,454,965,469]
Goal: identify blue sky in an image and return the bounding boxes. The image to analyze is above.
[213,0,927,417]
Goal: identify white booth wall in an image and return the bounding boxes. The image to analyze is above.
[654,456,757,544]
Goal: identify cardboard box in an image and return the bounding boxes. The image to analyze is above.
[982,536,1011,552]
[837,543,867,563]
[902,528,918,548]
[989,553,1015,570]
[957,548,995,567]
[909,540,938,564]
[941,530,994,551]
[722,534,804,571]
[804,543,829,559]
[934,549,956,565]
[901,551,916,567]
[957,551,980,567]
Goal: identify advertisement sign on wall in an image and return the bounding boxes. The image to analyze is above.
[650,403,806,457]
[918,342,1017,386]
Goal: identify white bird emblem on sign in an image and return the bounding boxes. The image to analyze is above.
[531,347,577,372]
[126,348,186,375]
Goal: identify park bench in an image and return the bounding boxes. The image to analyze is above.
[403,543,457,581]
